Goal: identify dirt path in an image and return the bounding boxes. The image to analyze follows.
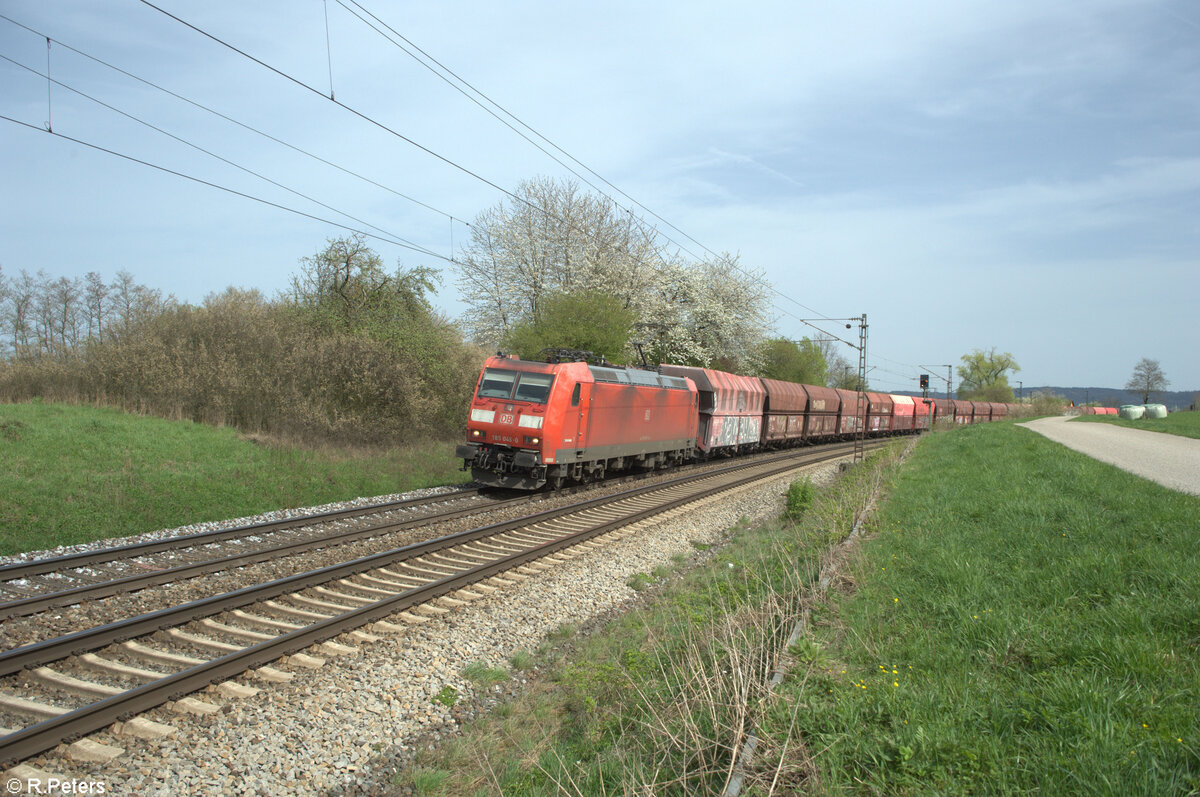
[1017,415,1200,497]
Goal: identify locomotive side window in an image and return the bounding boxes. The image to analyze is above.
[571,383,581,406]
[479,369,517,398]
[514,372,554,403]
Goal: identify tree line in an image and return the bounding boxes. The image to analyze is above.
[0,245,483,444]
[7,175,1061,445]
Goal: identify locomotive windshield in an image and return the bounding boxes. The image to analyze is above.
[514,373,554,403]
[477,368,555,404]
[478,368,517,398]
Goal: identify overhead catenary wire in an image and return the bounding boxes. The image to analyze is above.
[131,1,841,347]
[134,0,569,235]
[0,52,439,258]
[339,0,842,326]
[0,12,471,229]
[140,0,852,346]
[120,2,708,310]
[0,113,454,264]
[13,4,863,356]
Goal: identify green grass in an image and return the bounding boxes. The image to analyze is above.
[462,661,509,687]
[0,401,470,556]
[781,422,1200,793]
[1073,409,1200,439]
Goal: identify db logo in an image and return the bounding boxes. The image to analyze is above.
[499,413,515,425]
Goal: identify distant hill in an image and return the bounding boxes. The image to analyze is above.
[1034,387,1198,410]
[892,386,1198,410]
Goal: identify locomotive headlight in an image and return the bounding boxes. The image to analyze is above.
[471,429,484,439]
[518,415,543,429]
[470,409,495,423]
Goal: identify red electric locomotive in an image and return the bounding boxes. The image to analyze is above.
[457,355,699,489]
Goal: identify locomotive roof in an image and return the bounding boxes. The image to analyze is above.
[589,365,691,391]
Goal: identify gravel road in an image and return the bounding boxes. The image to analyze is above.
[1017,415,1200,496]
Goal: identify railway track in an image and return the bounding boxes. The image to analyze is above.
[0,443,860,622]
[0,440,879,769]
[0,488,525,620]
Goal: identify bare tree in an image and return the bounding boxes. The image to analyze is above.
[32,272,62,355]
[83,271,109,343]
[1125,357,1169,403]
[110,271,169,340]
[3,270,37,358]
[49,276,83,353]
[0,265,8,357]
[814,337,857,389]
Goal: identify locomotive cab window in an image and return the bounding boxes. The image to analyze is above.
[514,372,554,403]
[478,368,518,399]
[571,383,581,406]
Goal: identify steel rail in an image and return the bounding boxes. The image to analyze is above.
[0,442,868,678]
[0,441,874,767]
[0,490,530,619]
[0,487,485,582]
[0,439,871,619]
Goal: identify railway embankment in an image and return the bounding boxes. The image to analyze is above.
[395,422,1199,795]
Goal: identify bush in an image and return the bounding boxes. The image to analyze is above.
[0,262,486,446]
[785,476,815,521]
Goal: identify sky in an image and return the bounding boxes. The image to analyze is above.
[1,0,1197,393]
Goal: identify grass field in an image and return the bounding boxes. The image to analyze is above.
[1073,409,1200,439]
[781,422,1199,793]
[396,422,1200,795]
[0,402,469,556]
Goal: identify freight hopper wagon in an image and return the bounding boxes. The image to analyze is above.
[759,377,808,448]
[458,355,698,489]
[660,365,765,456]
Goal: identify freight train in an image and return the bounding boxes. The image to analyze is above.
[456,354,1016,489]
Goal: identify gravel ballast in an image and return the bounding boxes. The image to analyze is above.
[12,459,847,795]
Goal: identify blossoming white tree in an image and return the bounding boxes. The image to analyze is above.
[454,176,770,372]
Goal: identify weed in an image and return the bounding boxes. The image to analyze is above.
[0,418,25,441]
[785,476,816,520]
[547,623,577,641]
[461,661,507,687]
[789,636,832,669]
[409,766,450,794]
[433,686,458,708]
[508,650,535,671]
[626,573,654,591]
